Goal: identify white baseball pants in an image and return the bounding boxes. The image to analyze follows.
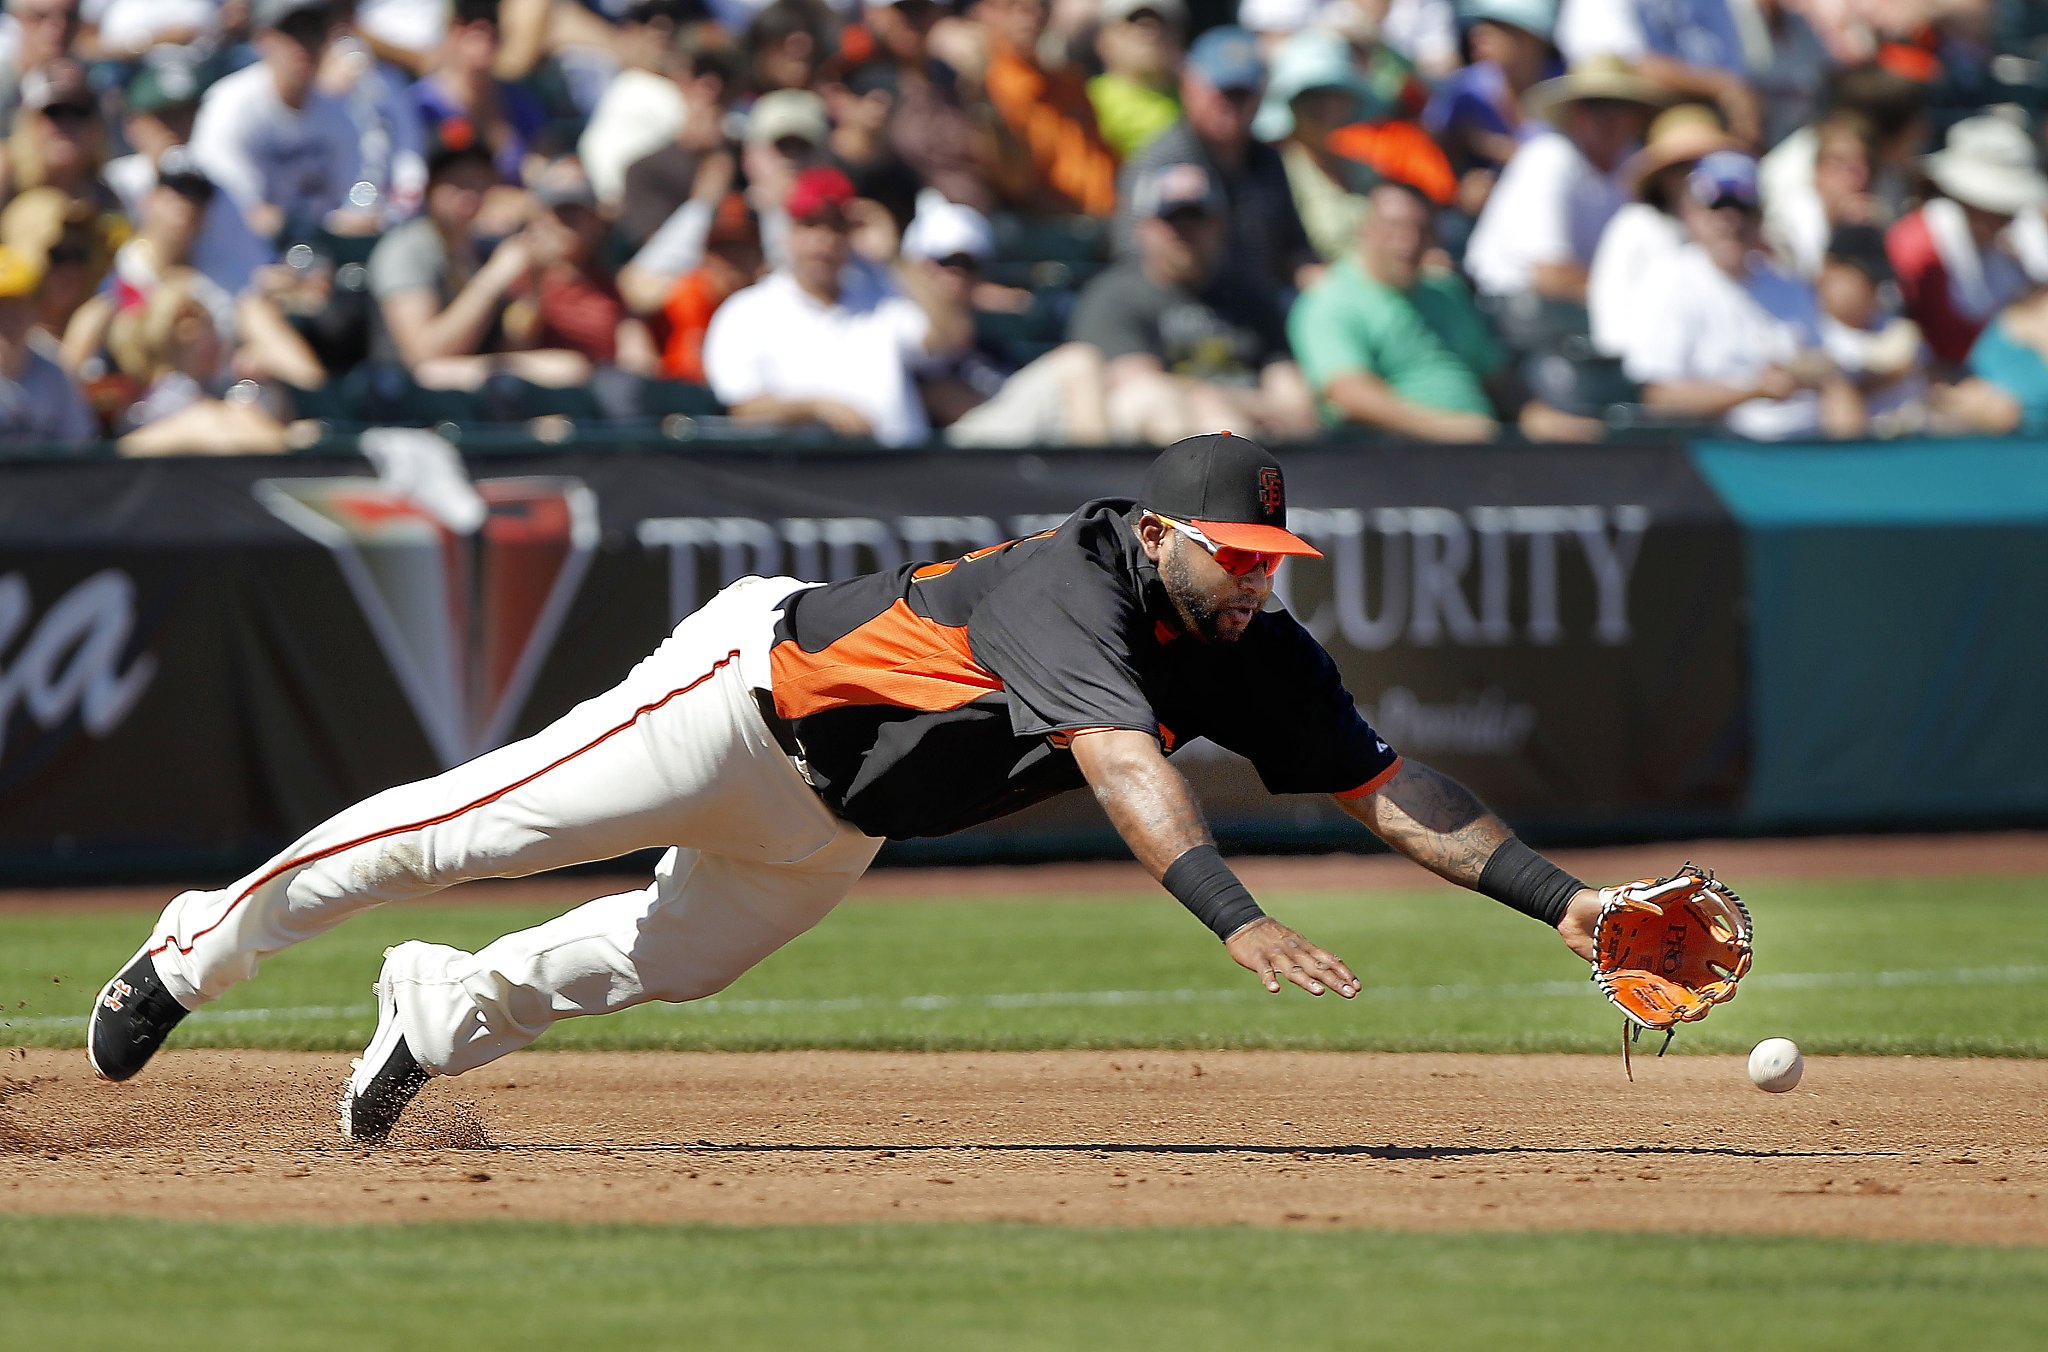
[144,575,881,1076]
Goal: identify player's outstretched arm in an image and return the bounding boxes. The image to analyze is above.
[1336,759,1599,962]
[1070,729,1359,998]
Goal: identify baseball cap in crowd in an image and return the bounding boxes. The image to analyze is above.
[1102,0,1187,29]
[425,121,497,184]
[745,89,830,149]
[1687,150,1760,209]
[1253,29,1380,142]
[1186,26,1265,94]
[155,145,216,201]
[1458,0,1558,41]
[126,58,206,116]
[707,191,762,247]
[1824,223,1894,283]
[902,189,994,264]
[0,246,42,301]
[1143,433,1322,558]
[254,0,337,31]
[1133,161,1225,220]
[20,60,95,117]
[785,166,856,224]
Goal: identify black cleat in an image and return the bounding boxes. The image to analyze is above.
[338,963,432,1143]
[88,946,190,1082]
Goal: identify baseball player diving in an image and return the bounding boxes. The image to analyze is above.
[88,433,1749,1139]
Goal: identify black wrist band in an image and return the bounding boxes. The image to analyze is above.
[1476,838,1585,927]
[1162,845,1266,941]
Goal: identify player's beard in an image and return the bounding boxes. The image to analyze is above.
[1159,543,1255,645]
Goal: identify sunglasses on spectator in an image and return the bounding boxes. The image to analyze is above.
[1155,514,1285,578]
[42,103,96,125]
[1701,193,1759,214]
[47,244,92,267]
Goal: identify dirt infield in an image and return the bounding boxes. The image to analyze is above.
[8,834,2045,1242]
[4,1048,2045,1244]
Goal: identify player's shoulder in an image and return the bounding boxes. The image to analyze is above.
[968,500,1147,625]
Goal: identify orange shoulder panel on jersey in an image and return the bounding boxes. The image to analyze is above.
[909,529,1058,582]
[771,597,1006,719]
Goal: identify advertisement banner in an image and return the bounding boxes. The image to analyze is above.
[0,444,1746,874]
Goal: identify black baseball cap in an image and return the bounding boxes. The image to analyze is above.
[1141,433,1321,557]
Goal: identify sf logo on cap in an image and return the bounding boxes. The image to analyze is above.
[1258,467,1284,516]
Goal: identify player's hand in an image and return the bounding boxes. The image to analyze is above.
[1556,887,1601,963]
[1224,917,1360,998]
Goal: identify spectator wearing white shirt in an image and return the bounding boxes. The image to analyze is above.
[705,167,972,446]
[1463,56,1662,303]
[1622,150,1865,439]
[1588,101,1739,354]
[189,0,365,244]
[1555,0,1758,145]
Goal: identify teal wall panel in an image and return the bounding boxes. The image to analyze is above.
[1692,440,2048,825]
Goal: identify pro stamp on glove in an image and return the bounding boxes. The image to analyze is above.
[1590,863,1752,1075]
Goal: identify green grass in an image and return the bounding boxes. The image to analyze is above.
[8,873,2048,1057]
[7,1216,2048,1351]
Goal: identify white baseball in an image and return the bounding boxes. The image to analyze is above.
[1747,1037,1803,1093]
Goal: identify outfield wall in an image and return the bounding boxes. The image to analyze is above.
[0,437,2041,877]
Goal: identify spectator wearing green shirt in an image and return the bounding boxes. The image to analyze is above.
[1288,181,1505,441]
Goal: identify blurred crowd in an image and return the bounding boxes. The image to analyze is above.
[2,0,2048,454]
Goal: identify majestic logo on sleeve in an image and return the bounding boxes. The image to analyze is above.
[1257,467,1284,517]
[256,475,597,768]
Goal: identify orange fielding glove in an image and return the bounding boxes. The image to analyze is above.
[1591,863,1752,1072]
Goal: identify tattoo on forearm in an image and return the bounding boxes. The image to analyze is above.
[1090,756,1213,878]
[1367,763,1512,888]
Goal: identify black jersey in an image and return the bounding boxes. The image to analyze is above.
[767,498,1401,839]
